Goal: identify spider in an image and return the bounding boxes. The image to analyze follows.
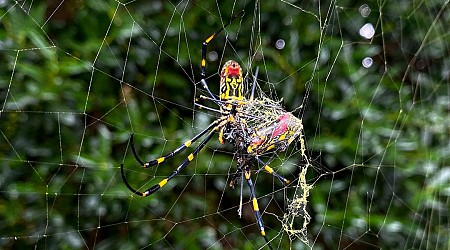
[120,10,303,249]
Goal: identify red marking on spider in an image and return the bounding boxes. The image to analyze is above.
[226,65,240,76]
[272,114,290,137]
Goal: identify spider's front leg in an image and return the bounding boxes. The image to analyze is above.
[121,131,216,197]
[129,118,224,169]
[201,10,245,77]
[121,118,228,197]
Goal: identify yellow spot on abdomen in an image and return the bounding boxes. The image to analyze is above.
[188,153,194,161]
[157,157,165,163]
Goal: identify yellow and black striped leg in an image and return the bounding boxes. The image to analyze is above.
[255,157,290,186]
[130,118,224,168]
[121,131,215,197]
[244,167,273,250]
[201,10,244,77]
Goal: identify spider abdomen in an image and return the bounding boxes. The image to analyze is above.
[247,112,302,154]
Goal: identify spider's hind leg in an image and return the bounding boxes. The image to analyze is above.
[244,166,274,250]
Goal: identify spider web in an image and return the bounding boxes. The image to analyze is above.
[1,0,449,249]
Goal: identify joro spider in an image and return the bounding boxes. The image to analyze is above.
[120,11,303,249]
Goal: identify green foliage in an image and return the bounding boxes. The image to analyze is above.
[1,0,448,249]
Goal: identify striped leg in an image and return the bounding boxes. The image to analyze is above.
[201,10,245,77]
[255,157,290,186]
[121,131,215,197]
[244,167,274,250]
[130,118,225,168]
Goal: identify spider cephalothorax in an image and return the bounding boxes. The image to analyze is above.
[220,60,244,101]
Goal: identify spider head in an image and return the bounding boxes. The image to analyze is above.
[220,60,243,101]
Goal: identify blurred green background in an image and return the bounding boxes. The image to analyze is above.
[1,0,449,249]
